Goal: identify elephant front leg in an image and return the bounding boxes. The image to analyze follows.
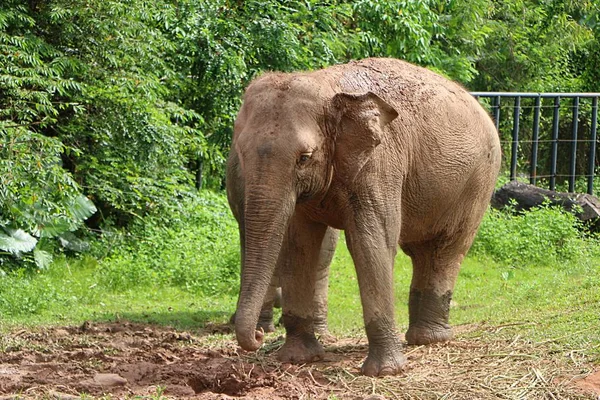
[345,230,406,376]
[277,216,328,364]
[403,240,467,345]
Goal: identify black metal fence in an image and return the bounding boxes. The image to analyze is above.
[471,92,599,194]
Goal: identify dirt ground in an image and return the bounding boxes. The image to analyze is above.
[0,322,598,399]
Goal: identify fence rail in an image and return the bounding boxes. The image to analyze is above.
[471,92,600,194]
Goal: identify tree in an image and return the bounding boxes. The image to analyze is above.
[472,0,594,92]
[0,3,94,268]
[2,0,600,270]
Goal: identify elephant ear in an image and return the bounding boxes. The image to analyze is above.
[331,91,399,183]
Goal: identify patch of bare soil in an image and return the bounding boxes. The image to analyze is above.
[0,322,597,399]
[576,370,600,398]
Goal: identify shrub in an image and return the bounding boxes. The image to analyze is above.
[0,4,96,270]
[471,204,591,267]
[96,191,240,296]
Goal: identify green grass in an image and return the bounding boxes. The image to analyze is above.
[0,256,238,329]
[328,235,600,361]
[2,233,597,364]
[1,192,599,364]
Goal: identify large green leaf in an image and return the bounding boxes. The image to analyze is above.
[58,232,90,252]
[33,248,53,269]
[0,228,37,255]
[35,219,72,238]
[70,195,97,222]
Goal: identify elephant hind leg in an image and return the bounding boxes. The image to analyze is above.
[273,287,282,308]
[257,284,278,333]
[403,160,496,345]
[402,233,474,345]
[313,227,338,339]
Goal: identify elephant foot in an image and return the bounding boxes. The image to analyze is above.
[277,335,324,364]
[407,289,453,345]
[362,318,406,376]
[314,323,336,344]
[361,348,407,377]
[316,330,336,344]
[405,324,453,345]
[278,314,324,363]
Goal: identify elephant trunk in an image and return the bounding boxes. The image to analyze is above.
[235,186,295,351]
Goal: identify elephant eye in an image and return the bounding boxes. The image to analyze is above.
[298,152,312,165]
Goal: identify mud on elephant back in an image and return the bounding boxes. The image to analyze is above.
[226,57,501,377]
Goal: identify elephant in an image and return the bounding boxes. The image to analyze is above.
[227,57,501,377]
[227,149,339,335]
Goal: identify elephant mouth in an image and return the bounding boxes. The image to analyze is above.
[297,191,313,203]
[297,185,325,203]
[296,165,333,204]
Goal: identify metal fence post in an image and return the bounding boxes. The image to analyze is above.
[510,97,521,181]
[470,92,600,193]
[530,96,541,185]
[569,97,580,192]
[550,96,560,191]
[588,96,598,195]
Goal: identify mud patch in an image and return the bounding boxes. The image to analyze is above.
[576,369,600,397]
[0,322,340,399]
[0,322,598,399]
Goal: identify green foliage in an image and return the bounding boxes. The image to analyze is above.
[0,191,239,318]
[472,0,595,91]
[0,228,36,256]
[351,0,440,64]
[471,204,593,267]
[0,3,97,269]
[2,0,600,271]
[0,268,64,316]
[0,126,95,236]
[46,0,206,224]
[96,191,240,295]
[352,0,491,82]
[170,0,358,174]
[579,7,600,91]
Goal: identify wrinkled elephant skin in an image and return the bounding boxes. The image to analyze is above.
[227,148,338,335]
[227,57,501,376]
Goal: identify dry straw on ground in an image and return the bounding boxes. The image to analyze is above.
[238,322,598,399]
[0,322,598,399]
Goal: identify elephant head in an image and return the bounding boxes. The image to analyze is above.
[232,73,398,351]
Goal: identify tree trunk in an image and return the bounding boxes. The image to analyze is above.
[195,156,203,190]
[491,181,600,229]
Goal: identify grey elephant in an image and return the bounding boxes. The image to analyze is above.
[227,151,338,335]
[227,57,501,376]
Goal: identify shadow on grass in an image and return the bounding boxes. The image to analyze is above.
[81,310,235,336]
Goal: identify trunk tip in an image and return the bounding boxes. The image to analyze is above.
[237,328,264,351]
